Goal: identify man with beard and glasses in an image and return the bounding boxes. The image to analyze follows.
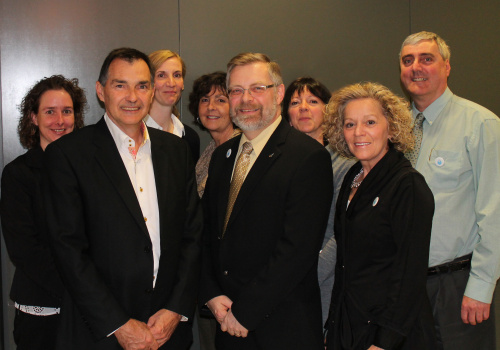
[400,31,500,349]
[200,52,333,349]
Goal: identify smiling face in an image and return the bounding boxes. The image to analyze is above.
[96,58,153,134]
[400,40,450,111]
[343,98,391,172]
[228,62,284,139]
[288,88,325,143]
[32,89,75,150]
[153,57,184,108]
[198,87,232,135]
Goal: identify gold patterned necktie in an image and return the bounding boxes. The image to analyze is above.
[223,141,253,236]
[406,112,425,168]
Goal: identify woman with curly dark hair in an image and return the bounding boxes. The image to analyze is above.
[1,75,86,349]
[187,71,241,350]
[188,71,241,198]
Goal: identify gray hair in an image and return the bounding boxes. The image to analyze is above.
[399,31,451,61]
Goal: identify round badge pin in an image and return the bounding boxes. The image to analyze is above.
[435,157,444,167]
[226,149,232,158]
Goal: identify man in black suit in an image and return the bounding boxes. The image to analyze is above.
[43,48,202,350]
[200,53,333,349]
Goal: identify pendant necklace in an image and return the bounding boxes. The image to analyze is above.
[351,168,364,188]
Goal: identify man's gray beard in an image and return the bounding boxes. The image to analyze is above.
[232,101,278,132]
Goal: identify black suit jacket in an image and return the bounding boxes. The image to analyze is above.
[43,118,203,349]
[200,119,333,349]
[1,146,63,307]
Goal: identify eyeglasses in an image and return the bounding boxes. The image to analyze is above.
[228,84,276,97]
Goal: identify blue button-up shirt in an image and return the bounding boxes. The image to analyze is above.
[413,87,500,303]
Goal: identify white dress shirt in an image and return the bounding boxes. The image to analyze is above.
[105,114,161,287]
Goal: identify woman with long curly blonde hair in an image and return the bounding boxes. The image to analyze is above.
[324,82,437,350]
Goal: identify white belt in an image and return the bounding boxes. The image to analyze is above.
[15,302,60,316]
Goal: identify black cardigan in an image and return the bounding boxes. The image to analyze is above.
[0,146,64,307]
[326,148,437,350]
[182,123,200,163]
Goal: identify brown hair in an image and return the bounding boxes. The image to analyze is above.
[227,52,283,87]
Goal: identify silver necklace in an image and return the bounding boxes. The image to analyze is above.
[351,168,364,188]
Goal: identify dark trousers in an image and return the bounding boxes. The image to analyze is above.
[13,309,60,350]
[427,267,496,350]
[196,307,217,350]
[215,326,260,350]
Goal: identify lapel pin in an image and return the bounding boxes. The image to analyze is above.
[269,153,274,158]
[372,197,379,206]
[435,157,444,167]
[226,149,232,158]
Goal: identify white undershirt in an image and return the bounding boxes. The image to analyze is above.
[144,113,185,137]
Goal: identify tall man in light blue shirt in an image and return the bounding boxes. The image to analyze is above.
[400,31,500,349]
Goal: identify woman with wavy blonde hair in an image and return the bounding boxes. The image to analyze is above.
[324,82,437,350]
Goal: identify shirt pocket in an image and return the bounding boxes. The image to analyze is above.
[426,148,471,191]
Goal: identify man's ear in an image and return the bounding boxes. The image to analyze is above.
[150,87,155,104]
[445,59,451,78]
[96,81,105,103]
[276,84,285,105]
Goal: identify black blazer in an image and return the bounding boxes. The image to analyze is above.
[200,119,334,349]
[183,123,200,162]
[1,146,63,307]
[326,149,437,350]
[43,118,203,350]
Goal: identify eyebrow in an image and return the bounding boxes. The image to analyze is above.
[402,52,435,59]
[110,79,150,85]
[229,82,269,88]
[156,70,182,74]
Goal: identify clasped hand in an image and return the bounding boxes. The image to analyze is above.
[207,295,249,337]
[115,309,182,349]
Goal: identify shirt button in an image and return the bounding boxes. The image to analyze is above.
[144,217,147,222]
[223,271,229,276]
[140,187,143,192]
